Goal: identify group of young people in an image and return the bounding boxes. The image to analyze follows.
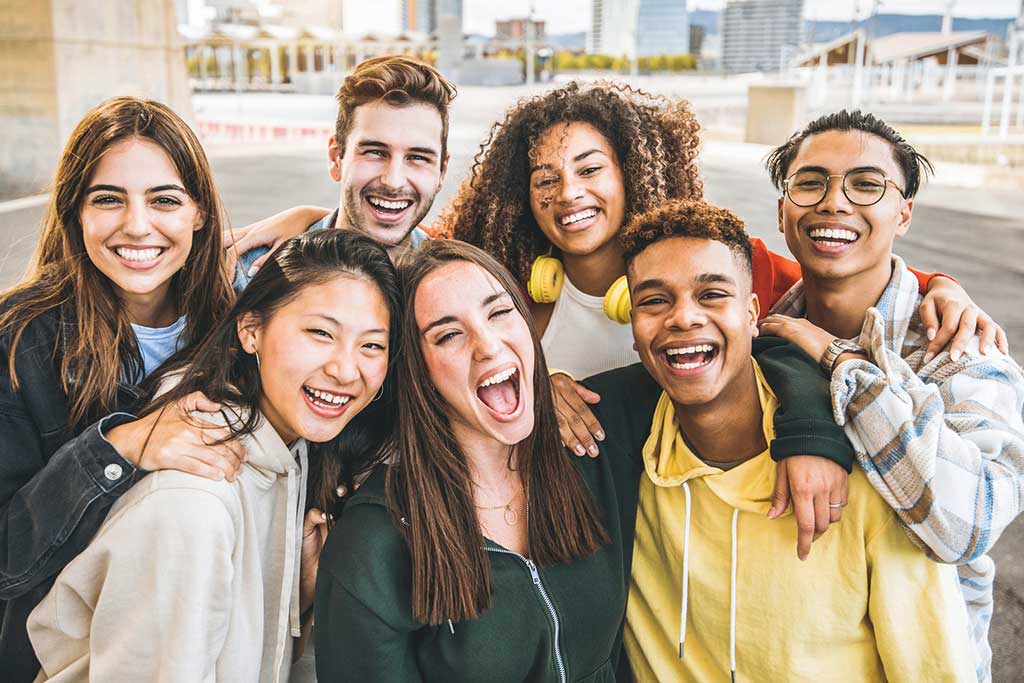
[1,54,1021,683]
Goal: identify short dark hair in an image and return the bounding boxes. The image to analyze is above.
[765,109,933,198]
[621,199,752,275]
[335,55,457,162]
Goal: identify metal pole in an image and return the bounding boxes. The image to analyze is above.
[1000,30,1019,138]
[525,3,535,85]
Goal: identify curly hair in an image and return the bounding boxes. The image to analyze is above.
[438,81,703,283]
[620,199,751,274]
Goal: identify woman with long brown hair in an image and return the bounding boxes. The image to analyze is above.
[30,229,401,682]
[0,96,238,681]
[314,240,632,682]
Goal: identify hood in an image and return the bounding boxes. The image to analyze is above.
[641,359,785,517]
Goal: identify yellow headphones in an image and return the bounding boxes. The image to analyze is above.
[527,254,632,324]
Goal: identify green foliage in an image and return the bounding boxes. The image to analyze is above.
[551,51,697,72]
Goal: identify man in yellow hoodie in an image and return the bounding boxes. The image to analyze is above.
[607,199,975,682]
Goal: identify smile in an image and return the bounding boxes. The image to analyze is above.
[664,343,719,372]
[475,366,523,420]
[367,196,413,214]
[808,227,859,246]
[559,208,597,226]
[112,246,167,269]
[302,385,353,417]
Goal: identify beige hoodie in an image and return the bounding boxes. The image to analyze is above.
[28,408,309,683]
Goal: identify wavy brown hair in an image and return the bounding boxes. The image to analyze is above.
[387,239,609,625]
[0,96,233,430]
[438,80,703,282]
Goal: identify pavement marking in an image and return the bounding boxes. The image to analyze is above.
[0,193,49,214]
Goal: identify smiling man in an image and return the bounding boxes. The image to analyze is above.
[612,199,974,682]
[233,55,455,287]
[760,110,1024,683]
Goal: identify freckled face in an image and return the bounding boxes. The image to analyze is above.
[528,122,626,257]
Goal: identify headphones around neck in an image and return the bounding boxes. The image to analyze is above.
[527,254,632,324]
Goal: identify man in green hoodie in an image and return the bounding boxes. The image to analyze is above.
[584,199,975,681]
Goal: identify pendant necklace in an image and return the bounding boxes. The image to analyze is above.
[476,489,522,526]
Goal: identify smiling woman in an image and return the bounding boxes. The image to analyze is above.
[28,229,401,683]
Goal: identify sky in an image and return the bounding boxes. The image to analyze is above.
[344,0,1021,36]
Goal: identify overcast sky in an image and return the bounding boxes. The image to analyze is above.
[345,0,1021,35]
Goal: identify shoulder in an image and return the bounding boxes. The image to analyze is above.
[102,470,241,539]
[581,362,661,422]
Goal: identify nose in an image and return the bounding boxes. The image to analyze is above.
[664,297,707,331]
[471,325,502,362]
[380,155,407,191]
[816,175,853,215]
[122,198,152,238]
[323,348,361,386]
[557,172,584,205]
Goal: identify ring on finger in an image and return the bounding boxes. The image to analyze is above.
[828,502,847,509]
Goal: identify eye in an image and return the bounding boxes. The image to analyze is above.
[489,307,513,320]
[534,176,558,188]
[91,194,122,206]
[580,165,601,176]
[153,196,183,208]
[307,328,333,340]
[795,180,825,189]
[363,341,387,351]
[408,154,430,163]
[363,149,386,158]
[637,296,668,307]
[700,290,730,301]
[436,330,460,345]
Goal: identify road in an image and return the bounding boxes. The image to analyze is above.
[1,84,1023,680]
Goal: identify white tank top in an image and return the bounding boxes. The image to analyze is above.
[540,275,640,379]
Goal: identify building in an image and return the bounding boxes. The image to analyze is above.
[636,0,689,56]
[495,18,545,41]
[588,0,639,57]
[689,23,705,57]
[721,0,804,73]
[402,0,461,34]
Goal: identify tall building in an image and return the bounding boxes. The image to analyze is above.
[588,0,639,57]
[637,0,689,56]
[721,0,804,73]
[402,0,461,34]
[495,18,545,41]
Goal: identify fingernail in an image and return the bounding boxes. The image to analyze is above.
[326,512,334,522]
[927,328,936,341]
[767,506,777,518]
[247,264,260,277]
[588,444,599,457]
[923,352,934,364]
[560,440,566,448]
[951,349,962,361]
[595,430,605,441]
[574,444,586,456]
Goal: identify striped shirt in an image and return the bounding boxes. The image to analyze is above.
[771,255,1024,683]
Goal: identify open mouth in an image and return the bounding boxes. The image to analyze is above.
[113,246,166,267]
[558,207,599,232]
[302,385,352,416]
[808,227,859,248]
[664,343,719,371]
[475,366,522,417]
[366,196,414,221]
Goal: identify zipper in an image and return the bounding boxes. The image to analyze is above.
[487,547,567,683]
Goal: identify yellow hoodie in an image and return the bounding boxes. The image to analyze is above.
[624,361,976,683]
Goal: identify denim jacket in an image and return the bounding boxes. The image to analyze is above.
[0,302,140,682]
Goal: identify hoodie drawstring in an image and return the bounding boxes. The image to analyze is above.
[678,482,740,683]
[270,442,308,683]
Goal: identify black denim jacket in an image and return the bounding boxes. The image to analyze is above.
[0,304,141,681]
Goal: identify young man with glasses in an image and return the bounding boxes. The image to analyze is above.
[758,109,1024,683]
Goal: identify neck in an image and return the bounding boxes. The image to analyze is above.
[122,286,178,328]
[452,422,520,496]
[802,258,893,339]
[336,210,416,262]
[673,364,767,464]
[561,239,626,296]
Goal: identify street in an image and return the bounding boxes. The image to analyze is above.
[1,85,1023,679]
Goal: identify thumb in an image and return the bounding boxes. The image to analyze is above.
[769,462,790,519]
[919,299,939,342]
[303,508,327,533]
[573,383,601,405]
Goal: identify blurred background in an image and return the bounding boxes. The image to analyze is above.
[2,0,1023,678]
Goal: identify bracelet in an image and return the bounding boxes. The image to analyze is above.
[819,339,865,376]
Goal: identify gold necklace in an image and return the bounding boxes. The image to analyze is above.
[476,490,522,526]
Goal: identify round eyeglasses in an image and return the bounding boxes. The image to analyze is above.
[783,169,906,207]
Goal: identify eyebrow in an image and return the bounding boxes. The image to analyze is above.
[85,183,188,194]
[420,291,509,336]
[307,313,388,336]
[356,139,438,157]
[631,272,736,294]
[530,148,606,173]
[792,165,887,176]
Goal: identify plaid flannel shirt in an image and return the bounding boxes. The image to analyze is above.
[771,256,1024,683]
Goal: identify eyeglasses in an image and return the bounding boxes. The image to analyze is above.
[783,169,906,207]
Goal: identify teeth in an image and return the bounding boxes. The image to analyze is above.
[666,344,714,356]
[808,228,858,242]
[669,358,713,370]
[306,387,350,406]
[368,197,412,210]
[116,247,162,261]
[560,208,597,226]
[478,367,516,388]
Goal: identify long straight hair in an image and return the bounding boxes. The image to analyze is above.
[388,239,608,625]
[0,97,233,430]
[144,229,402,515]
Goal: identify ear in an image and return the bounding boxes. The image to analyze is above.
[328,136,343,183]
[748,292,761,337]
[437,152,451,191]
[777,195,784,234]
[894,198,913,238]
[193,210,205,232]
[236,312,261,354]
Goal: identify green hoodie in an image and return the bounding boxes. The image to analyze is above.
[314,445,638,683]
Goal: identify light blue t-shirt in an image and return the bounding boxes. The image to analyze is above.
[130,315,187,379]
